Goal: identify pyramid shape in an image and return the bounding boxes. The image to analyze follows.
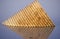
[3,0,55,39]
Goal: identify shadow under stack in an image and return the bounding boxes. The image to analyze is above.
[2,0,55,39]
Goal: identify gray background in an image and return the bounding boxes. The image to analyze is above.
[0,0,60,39]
